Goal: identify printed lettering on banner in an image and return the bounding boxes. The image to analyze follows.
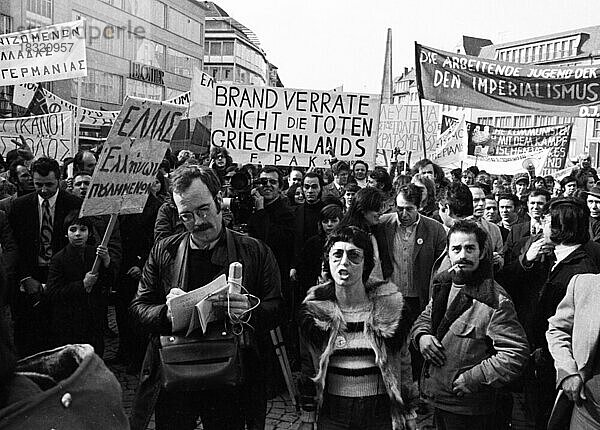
[211,84,380,168]
[416,43,600,117]
[0,112,74,162]
[376,102,439,166]
[0,20,87,86]
[431,114,467,167]
[80,97,186,217]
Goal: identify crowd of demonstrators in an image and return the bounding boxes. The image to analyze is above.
[4,145,600,429]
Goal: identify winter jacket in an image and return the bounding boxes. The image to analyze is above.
[0,344,128,429]
[410,262,529,415]
[128,228,283,430]
[300,280,419,430]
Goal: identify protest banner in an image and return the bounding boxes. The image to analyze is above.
[0,112,74,161]
[466,122,572,175]
[460,148,552,176]
[416,43,600,117]
[188,66,215,118]
[211,84,380,167]
[0,20,87,86]
[41,88,119,126]
[80,97,186,217]
[431,115,468,167]
[376,102,440,166]
[12,83,37,108]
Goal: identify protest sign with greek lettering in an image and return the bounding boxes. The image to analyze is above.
[0,20,87,86]
[466,122,572,175]
[188,67,215,118]
[80,97,186,217]
[0,112,74,161]
[416,43,600,117]
[431,115,467,166]
[211,84,380,168]
[376,103,439,166]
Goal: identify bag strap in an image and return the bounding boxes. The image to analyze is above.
[173,229,239,293]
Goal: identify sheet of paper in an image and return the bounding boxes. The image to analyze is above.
[170,274,227,333]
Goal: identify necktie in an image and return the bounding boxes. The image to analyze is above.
[39,199,53,264]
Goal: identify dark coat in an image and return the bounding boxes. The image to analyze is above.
[293,201,325,267]
[321,182,343,200]
[45,244,111,355]
[0,345,128,429]
[9,190,82,281]
[508,242,600,349]
[248,197,295,297]
[297,233,326,301]
[375,214,447,310]
[0,209,17,290]
[501,221,531,268]
[154,199,186,243]
[128,229,283,430]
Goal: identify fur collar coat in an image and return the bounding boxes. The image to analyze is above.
[299,280,418,429]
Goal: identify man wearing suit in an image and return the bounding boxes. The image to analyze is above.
[9,157,82,357]
[547,273,600,427]
[321,160,349,200]
[376,183,447,318]
[502,189,551,268]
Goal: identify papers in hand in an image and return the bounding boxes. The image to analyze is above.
[169,274,228,335]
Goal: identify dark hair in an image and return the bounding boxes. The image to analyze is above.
[396,183,423,208]
[412,158,445,184]
[171,164,222,212]
[343,183,361,194]
[63,210,94,236]
[8,158,28,185]
[560,175,578,187]
[323,225,374,283]
[30,157,60,180]
[473,182,491,196]
[466,165,480,176]
[439,182,473,218]
[546,197,590,245]
[353,160,369,171]
[259,165,284,188]
[575,169,598,190]
[447,220,488,253]
[340,187,385,232]
[528,188,551,202]
[331,161,350,176]
[154,170,168,197]
[303,171,324,189]
[321,204,344,222]
[369,167,393,193]
[286,183,303,205]
[544,175,555,185]
[533,176,547,187]
[497,193,520,207]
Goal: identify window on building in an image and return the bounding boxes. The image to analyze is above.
[477,117,494,126]
[73,12,124,57]
[166,47,200,77]
[100,0,124,8]
[223,41,234,56]
[125,79,163,101]
[127,37,165,68]
[223,67,233,80]
[593,119,600,138]
[513,115,533,128]
[123,0,165,27]
[0,14,11,35]
[167,7,202,43]
[27,0,53,18]
[209,41,221,56]
[74,69,123,105]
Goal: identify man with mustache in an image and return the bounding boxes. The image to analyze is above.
[129,165,282,430]
[411,221,528,430]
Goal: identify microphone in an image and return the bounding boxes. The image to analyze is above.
[228,262,243,294]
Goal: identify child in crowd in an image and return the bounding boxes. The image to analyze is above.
[45,211,111,357]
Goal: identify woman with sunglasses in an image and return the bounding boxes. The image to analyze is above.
[298,226,418,430]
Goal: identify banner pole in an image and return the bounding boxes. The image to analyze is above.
[414,41,427,160]
[74,77,82,156]
[91,213,118,275]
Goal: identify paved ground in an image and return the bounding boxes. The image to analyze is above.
[104,305,435,430]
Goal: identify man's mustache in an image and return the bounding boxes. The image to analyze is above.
[193,224,211,232]
[455,259,473,266]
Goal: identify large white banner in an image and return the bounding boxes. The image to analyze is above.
[0,112,74,162]
[0,20,87,86]
[211,84,380,168]
[80,97,186,217]
[431,115,467,167]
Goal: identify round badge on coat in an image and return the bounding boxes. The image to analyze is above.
[335,336,347,348]
[417,238,424,245]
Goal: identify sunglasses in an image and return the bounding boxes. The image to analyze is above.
[329,248,364,264]
[257,178,279,186]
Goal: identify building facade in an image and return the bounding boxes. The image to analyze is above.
[202,1,281,87]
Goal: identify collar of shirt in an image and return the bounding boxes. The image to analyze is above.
[189,229,224,251]
[553,243,581,268]
[38,192,58,210]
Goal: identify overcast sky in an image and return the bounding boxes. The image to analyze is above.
[214,0,600,94]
